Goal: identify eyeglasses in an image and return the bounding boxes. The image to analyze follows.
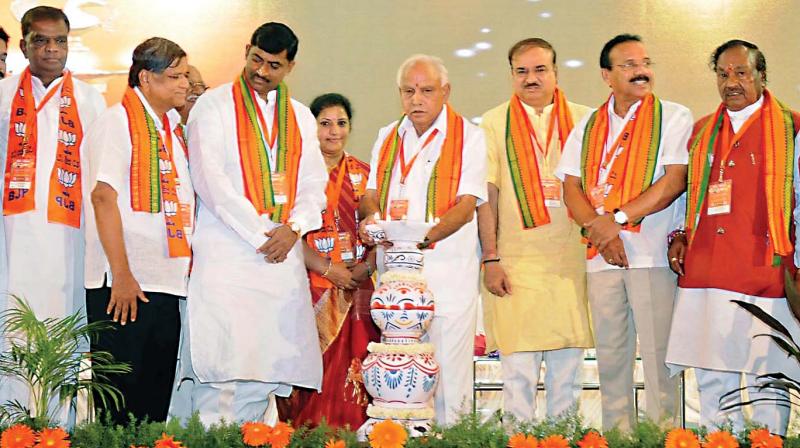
[613,60,655,71]
[188,81,208,94]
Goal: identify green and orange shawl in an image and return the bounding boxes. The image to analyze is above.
[686,89,796,263]
[375,106,464,221]
[505,87,575,228]
[580,94,662,257]
[232,74,302,223]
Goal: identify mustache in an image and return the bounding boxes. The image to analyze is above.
[186,94,200,102]
[524,82,541,88]
[251,73,269,83]
[724,88,744,95]
[630,75,650,83]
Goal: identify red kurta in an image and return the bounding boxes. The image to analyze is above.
[679,111,800,297]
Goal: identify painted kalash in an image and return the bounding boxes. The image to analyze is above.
[358,219,440,440]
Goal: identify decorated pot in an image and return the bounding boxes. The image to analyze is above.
[370,280,434,343]
[361,345,440,408]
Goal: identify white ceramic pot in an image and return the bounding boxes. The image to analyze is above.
[361,351,440,408]
[370,280,434,343]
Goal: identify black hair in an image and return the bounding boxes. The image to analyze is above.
[250,22,298,61]
[599,33,642,69]
[709,39,767,83]
[310,93,353,120]
[0,27,9,44]
[128,37,187,88]
[507,38,556,67]
[21,6,70,38]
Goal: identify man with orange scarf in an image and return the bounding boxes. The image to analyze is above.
[665,40,800,436]
[555,34,692,431]
[168,23,327,425]
[358,54,487,425]
[476,38,594,421]
[0,6,105,423]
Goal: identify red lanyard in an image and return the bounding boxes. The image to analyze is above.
[398,128,439,184]
[523,106,557,158]
[324,156,349,227]
[251,90,279,150]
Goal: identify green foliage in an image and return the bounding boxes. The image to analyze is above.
[0,296,131,425]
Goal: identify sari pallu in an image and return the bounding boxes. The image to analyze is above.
[278,155,378,429]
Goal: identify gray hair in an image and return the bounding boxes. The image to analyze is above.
[395,54,449,87]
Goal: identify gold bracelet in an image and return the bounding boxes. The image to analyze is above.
[321,259,333,277]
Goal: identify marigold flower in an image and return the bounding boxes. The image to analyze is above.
[539,434,569,448]
[368,419,408,448]
[33,428,70,448]
[577,431,608,448]
[702,430,739,448]
[664,428,700,448]
[241,422,272,447]
[1,424,36,448]
[665,428,700,448]
[153,433,183,448]
[325,439,346,448]
[748,429,782,448]
[267,422,294,448]
[508,433,539,448]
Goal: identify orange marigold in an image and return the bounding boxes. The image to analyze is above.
[748,429,782,448]
[153,433,183,448]
[702,430,739,448]
[33,428,70,448]
[1,424,36,448]
[577,431,608,448]
[508,433,539,448]
[540,434,569,448]
[267,422,294,448]
[368,419,407,448]
[241,422,272,447]
[665,428,700,448]
[325,439,346,448]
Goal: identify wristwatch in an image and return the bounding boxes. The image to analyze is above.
[288,221,302,237]
[612,208,629,225]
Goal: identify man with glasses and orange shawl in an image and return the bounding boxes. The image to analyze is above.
[476,38,594,422]
[666,40,800,436]
[358,54,487,425]
[555,34,692,431]
[169,22,327,425]
[0,6,105,423]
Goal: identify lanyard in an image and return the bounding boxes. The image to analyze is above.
[251,90,280,165]
[598,111,637,183]
[398,128,439,184]
[717,111,759,182]
[523,105,557,160]
[324,155,349,228]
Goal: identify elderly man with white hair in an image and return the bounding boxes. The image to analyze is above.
[359,54,487,424]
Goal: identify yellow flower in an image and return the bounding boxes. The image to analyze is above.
[508,433,539,448]
[368,419,408,448]
[665,428,700,448]
[702,430,739,448]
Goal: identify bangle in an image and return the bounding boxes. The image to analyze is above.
[667,228,686,246]
[321,259,333,277]
[482,258,501,265]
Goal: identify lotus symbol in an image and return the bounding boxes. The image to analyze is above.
[356,243,366,260]
[314,236,335,253]
[59,96,72,108]
[159,159,172,174]
[57,168,77,188]
[17,88,24,98]
[14,122,25,137]
[58,130,76,146]
[163,200,178,216]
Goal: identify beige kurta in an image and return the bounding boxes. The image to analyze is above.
[481,99,594,355]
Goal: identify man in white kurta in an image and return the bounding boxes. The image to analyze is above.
[360,55,487,425]
[0,6,105,422]
[169,22,327,426]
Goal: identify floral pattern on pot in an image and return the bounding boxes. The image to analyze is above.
[362,351,440,407]
[370,281,434,343]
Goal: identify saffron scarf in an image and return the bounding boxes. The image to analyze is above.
[232,74,302,223]
[122,87,190,258]
[3,67,83,228]
[686,89,795,262]
[505,87,575,228]
[376,105,464,220]
[580,94,662,257]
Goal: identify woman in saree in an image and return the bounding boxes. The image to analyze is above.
[278,93,379,429]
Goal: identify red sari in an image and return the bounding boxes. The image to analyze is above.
[278,154,379,429]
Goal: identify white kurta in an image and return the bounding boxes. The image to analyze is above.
[184,83,326,388]
[366,105,488,422]
[83,88,194,296]
[0,72,105,322]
